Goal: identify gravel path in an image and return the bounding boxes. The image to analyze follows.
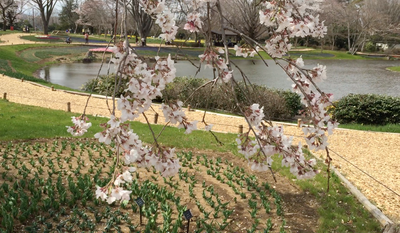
[1,33,399,223]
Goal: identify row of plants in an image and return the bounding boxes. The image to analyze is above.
[330,94,400,125]
[0,139,285,232]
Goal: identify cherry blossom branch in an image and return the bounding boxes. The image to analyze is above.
[325,147,332,192]
[142,112,160,148]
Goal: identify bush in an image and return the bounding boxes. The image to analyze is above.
[332,94,400,125]
[171,41,204,47]
[364,42,376,53]
[82,74,125,96]
[163,77,303,120]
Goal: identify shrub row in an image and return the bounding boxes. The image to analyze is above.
[82,75,121,96]
[83,76,303,121]
[169,41,204,47]
[162,77,303,120]
[332,94,400,125]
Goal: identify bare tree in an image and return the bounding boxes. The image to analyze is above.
[75,0,116,35]
[221,0,268,42]
[127,0,153,46]
[6,0,26,29]
[321,0,397,54]
[30,0,58,34]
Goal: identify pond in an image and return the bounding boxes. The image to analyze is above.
[39,59,400,100]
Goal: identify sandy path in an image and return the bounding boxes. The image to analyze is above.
[0,33,46,46]
[1,74,399,223]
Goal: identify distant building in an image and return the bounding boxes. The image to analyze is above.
[211,29,241,47]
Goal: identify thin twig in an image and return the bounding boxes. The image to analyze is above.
[142,112,160,148]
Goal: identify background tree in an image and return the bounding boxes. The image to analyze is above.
[221,0,268,42]
[30,0,58,34]
[321,0,400,53]
[0,0,14,30]
[127,0,153,46]
[75,0,116,35]
[58,0,79,31]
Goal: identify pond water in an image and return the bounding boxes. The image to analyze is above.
[39,59,400,100]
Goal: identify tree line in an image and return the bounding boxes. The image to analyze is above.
[2,0,400,53]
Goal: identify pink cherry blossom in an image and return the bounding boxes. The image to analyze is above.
[184,12,203,32]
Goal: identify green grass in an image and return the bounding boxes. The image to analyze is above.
[387,66,400,72]
[270,152,381,232]
[339,123,400,133]
[0,99,382,232]
[0,30,21,35]
[0,99,104,140]
[0,99,237,152]
[20,35,65,43]
[287,49,382,60]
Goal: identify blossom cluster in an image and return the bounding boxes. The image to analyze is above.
[198,48,233,83]
[287,57,339,151]
[237,105,319,179]
[161,101,198,134]
[139,0,178,41]
[66,115,92,136]
[258,0,326,58]
[233,45,260,58]
[79,39,183,202]
[96,170,134,204]
[184,12,203,33]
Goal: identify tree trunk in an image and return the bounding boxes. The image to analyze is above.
[347,23,352,53]
[43,20,49,35]
[139,31,146,46]
[2,12,7,31]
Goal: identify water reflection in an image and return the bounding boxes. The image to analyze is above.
[39,59,400,99]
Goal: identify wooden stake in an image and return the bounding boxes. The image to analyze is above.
[3,93,6,100]
[154,113,159,124]
[187,104,191,111]
[238,125,243,134]
[67,102,71,112]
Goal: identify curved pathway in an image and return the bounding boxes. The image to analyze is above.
[0,33,46,46]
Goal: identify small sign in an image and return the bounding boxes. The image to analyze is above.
[183,209,193,220]
[135,197,145,207]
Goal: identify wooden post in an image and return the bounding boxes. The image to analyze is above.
[3,93,6,100]
[238,125,243,134]
[187,104,191,111]
[297,119,302,127]
[154,113,159,124]
[51,86,55,91]
[21,78,24,82]
[67,102,71,112]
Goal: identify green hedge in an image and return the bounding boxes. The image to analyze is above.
[83,76,303,120]
[332,94,400,125]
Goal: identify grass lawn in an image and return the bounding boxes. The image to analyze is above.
[387,66,400,72]
[339,123,400,133]
[20,35,65,43]
[0,99,383,232]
